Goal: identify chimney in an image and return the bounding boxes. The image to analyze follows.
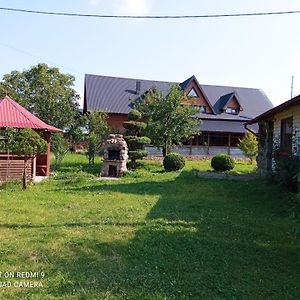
[136,81,141,94]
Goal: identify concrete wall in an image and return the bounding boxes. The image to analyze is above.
[145,146,244,156]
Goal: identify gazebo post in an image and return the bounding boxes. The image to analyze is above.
[45,131,51,176]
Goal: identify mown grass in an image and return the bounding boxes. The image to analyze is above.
[0,153,298,299]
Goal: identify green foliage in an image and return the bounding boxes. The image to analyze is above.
[211,154,235,172]
[238,132,258,163]
[128,150,149,160]
[128,109,142,121]
[84,112,108,165]
[10,128,47,189]
[51,133,70,171]
[125,136,151,146]
[163,153,186,172]
[65,109,85,151]
[11,128,47,157]
[134,84,200,156]
[124,110,150,169]
[123,121,147,132]
[0,63,79,129]
[273,152,300,192]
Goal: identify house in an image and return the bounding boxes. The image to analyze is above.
[0,96,62,181]
[84,74,273,156]
[246,94,300,174]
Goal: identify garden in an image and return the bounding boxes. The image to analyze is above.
[0,153,299,299]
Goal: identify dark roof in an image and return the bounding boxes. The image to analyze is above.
[84,74,273,122]
[196,119,258,133]
[246,94,300,125]
[180,75,195,90]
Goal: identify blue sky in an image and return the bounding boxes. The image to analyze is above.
[1,0,300,107]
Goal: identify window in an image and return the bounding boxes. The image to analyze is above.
[187,88,198,97]
[199,105,206,113]
[225,107,238,114]
[194,105,206,113]
[281,117,293,153]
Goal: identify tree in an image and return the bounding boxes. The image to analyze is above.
[10,128,47,190]
[85,112,108,164]
[238,132,258,163]
[135,84,200,156]
[123,110,150,169]
[0,63,79,129]
[65,109,85,152]
[51,133,70,170]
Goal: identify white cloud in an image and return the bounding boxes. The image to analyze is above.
[87,0,152,15]
[88,0,102,7]
[114,0,152,16]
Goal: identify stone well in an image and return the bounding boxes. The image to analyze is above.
[100,134,128,177]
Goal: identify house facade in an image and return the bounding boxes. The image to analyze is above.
[84,74,273,156]
[246,94,300,174]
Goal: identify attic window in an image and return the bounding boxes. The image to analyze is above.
[199,105,206,113]
[225,107,238,114]
[188,88,198,98]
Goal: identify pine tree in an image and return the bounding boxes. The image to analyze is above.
[123,110,150,169]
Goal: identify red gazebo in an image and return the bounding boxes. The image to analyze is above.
[0,96,62,181]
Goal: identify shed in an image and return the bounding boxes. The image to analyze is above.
[0,96,62,181]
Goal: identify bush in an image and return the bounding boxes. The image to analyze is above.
[163,153,185,172]
[211,154,235,172]
[273,153,300,192]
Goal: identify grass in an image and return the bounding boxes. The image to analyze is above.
[0,153,299,299]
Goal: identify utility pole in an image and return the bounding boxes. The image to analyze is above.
[291,75,294,99]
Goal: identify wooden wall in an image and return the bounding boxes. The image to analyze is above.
[0,154,33,181]
[107,113,128,132]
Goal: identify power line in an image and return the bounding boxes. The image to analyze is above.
[0,42,84,76]
[0,7,300,19]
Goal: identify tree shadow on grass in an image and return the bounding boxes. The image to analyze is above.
[4,172,300,299]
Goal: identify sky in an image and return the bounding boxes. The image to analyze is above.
[1,0,300,107]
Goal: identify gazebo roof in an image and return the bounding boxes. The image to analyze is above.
[0,96,62,132]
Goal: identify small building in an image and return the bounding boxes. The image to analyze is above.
[84,74,273,156]
[0,96,62,181]
[245,94,300,174]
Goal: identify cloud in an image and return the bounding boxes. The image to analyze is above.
[88,0,102,7]
[87,0,152,15]
[114,0,152,16]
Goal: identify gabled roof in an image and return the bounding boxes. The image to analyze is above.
[0,96,62,132]
[215,92,243,112]
[84,74,273,121]
[181,75,215,114]
[246,94,300,125]
[180,75,195,90]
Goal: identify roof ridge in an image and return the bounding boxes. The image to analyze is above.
[85,73,176,85]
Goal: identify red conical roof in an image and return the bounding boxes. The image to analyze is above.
[0,96,62,132]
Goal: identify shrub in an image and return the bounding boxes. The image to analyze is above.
[273,152,300,192]
[211,154,235,172]
[163,153,185,172]
[238,132,258,163]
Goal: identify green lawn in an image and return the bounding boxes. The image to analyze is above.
[0,153,299,299]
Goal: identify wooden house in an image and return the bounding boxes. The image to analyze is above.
[84,74,273,156]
